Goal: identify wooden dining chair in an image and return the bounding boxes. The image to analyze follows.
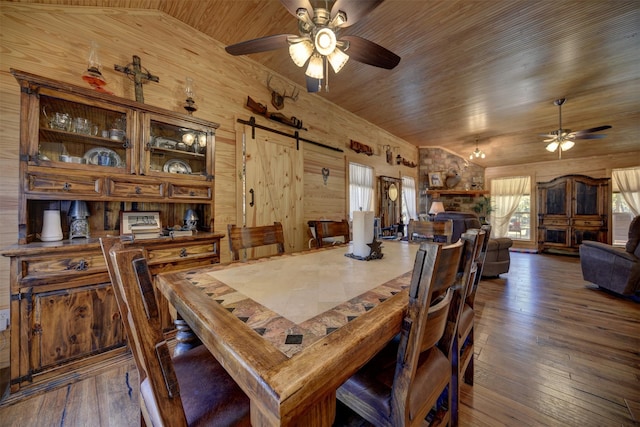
[336,238,469,427]
[99,237,250,427]
[407,219,453,243]
[227,221,285,261]
[310,219,351,247]
[457,224,492,388]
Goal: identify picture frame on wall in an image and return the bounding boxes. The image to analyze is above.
[428,172,443,188]
[120,211,161,235]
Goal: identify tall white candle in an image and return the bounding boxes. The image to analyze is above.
[352,211,374,258]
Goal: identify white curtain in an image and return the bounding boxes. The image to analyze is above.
[401,176,417,223]
[490,176,531,237]
[349,163,373,219]
[612,166,640,216]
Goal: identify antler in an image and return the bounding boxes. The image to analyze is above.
[283,86,300,101]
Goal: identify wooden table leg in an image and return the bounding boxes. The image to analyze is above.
[249,391,336,427]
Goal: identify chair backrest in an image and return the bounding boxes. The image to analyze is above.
[100,237,189,426]
[466,225,491,304]
[390,229,484,425]
[407,219,453,243]
[310,220,350,247]
[227,222,285,261]
[389,239,462,425]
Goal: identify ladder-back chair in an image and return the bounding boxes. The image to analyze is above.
[336,238,467,426]
[309,219,351,248]
[100,237,250,427]
[227,221,285,261]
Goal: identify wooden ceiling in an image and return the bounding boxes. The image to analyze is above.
[11,0,640,167]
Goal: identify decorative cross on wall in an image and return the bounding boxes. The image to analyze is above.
[114,55,159,103]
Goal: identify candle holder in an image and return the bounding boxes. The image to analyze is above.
[183,77,197,115]
[68,200,90,239]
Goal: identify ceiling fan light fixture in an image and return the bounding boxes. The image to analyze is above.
[327,47,349,73]
[305,54,324,79]
[560,140,575,151]
[329,10,347,28]
[545,141,559,152]
[289,39,314,67]
[315,28,337,56]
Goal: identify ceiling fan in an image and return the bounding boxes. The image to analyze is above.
[225,0,401,93]
[541,98,612,159]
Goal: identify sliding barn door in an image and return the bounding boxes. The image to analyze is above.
[238,123,304,257]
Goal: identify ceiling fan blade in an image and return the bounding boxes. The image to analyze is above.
[573,125,612,136]
[280,0,314,19]
[543,138,558,143]
[341,35,400,69]
[574,134,609,140]
[306,76,321,93]
[331,0,384,27]
[225,34,293,56]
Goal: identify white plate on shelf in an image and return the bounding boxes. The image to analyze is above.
[163,159,192,174]
[83,147,124,167]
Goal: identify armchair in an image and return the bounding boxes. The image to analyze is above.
[580,215,640,297]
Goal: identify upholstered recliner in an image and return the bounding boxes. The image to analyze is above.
[482,238,513,277]
[580,215,640,297]
[435,211,513,277]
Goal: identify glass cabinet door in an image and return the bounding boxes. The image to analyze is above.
[142,114,213,180]
[35,90,131,172]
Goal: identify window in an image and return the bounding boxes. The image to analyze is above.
[348,163,374,219]
[401,176,417,225]
[490,176,531,239]
[612,167,640,245]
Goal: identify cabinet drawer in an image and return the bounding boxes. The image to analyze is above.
[27,173,101,196]
[542,218,569,226]
[146,242,217,264]
[19,251,106,285]
[168,183,212,200]
[572,219,604,227]
[107,178,165,198]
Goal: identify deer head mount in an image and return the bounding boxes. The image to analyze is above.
[267,75,299,110]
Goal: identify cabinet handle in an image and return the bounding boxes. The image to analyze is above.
[249,188,255,207]
[145,142,151,151]
[135,186,142,194]
[62,182,71,191]
[122,140,130,149]
[189,191,195,196]
[66,259,88,271]
[180,248,188,257]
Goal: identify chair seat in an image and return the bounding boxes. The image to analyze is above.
[337,336,450,425]
[142,345,250,427]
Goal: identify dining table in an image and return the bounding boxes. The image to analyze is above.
[155,240,420,426]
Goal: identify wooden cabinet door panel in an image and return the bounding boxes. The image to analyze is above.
[30,282,125,372]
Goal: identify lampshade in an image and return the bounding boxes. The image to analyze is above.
[327,48,349,73]
[305,54,324,79]
[315,28,337,56]
[560,140,575,151]
[429,201,445,215]
[545,141,559,152]
[68,200,90,219]
[289,40,314,67]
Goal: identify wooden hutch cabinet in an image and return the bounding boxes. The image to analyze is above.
[537,174,610,254]
[1,70,224,397]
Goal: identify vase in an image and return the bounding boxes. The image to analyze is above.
[41,210,63,241]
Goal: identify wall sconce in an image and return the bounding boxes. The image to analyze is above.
[396,154,402,165]
[184,77,197,115]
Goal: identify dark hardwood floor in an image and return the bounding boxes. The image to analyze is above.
[0,252,638,426]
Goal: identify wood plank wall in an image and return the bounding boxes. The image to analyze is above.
[0,3,419,367]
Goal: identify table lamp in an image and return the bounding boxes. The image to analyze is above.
[429,201,445,220]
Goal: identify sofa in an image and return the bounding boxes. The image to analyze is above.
[579,215,640,297]
[435,211,513,277]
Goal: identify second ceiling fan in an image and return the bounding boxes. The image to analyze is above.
[541,98,612,159]
[225,0,401,92]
